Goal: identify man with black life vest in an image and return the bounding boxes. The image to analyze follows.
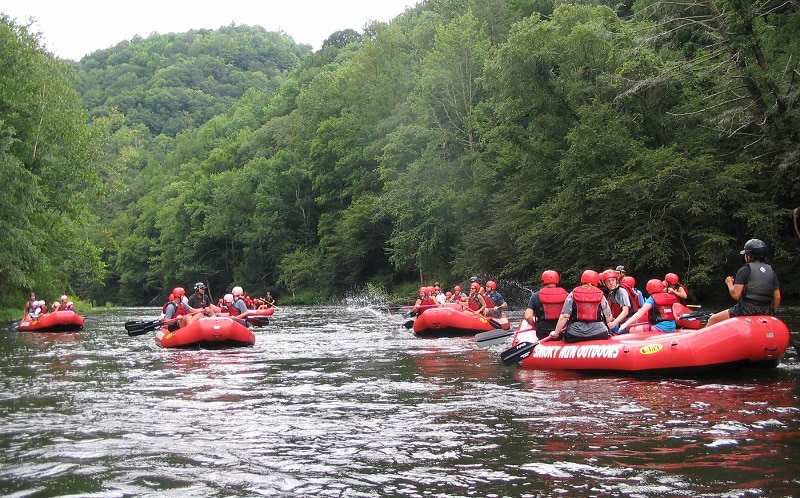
[550,269,614,343]
[524,270,569,339]
[483,280,508,317]
[619,278,679,333]
[600,269,633,334]
[705,239,781,327]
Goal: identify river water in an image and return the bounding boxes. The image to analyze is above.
[1,302,798,497]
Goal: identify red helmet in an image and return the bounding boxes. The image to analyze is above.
[486,280,497,290]
[581,270,600,286]
[470,282,480,290]
[601,269,618,281]
[172,287,186,297]
[541,270,560,285]
[646,279,664,295]
[621,276,636,288]
[419,287,426,294]
[453,285,461,293]
[665,273,679,285]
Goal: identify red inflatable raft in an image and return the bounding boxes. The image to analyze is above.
[507,315,790,374]
[155,316,255,348]
[413,305,511,337]
[16,311,85,332]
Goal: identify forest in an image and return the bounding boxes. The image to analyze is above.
[1,0,799,308]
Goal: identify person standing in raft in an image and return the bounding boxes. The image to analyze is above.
[705,239,781,327]
[524,270,569,340]
[187,282,212,309]
[600,269,632,334]
[22,292,37,319]
[550,270,614,343]
[619,279,679,333]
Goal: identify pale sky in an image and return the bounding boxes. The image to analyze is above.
[1,0,419,60]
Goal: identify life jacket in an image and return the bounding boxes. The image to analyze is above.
[536,287,568,320]
[742,262,776,303]
[421,296,437,306]
[649,292,678,322]
[619,283,640,313]
[607,286,636,318]
[483,293,496,308]
[571,286,604,322]
[166,302,187,318]
[466,294,482,312]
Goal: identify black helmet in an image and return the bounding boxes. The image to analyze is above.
[739,239,767,256]
[194,282,206,291]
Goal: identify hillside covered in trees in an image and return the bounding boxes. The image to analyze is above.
[2,0,799,307]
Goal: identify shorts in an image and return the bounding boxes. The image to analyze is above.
[729,301,772,317]
[564,330,609,343]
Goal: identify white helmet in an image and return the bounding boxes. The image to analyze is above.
[61,295,68,301]
[224,293,234,303]
[232,286,244,297]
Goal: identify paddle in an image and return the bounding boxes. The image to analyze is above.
[7,319,21,330]
[125,311,201,336]
[500,336,552,366]
[475,328,513,347]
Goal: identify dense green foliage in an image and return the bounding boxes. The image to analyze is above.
[2,0,798,308]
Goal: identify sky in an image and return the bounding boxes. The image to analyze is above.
[1,0,419,60]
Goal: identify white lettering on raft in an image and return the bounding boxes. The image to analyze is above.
[532,344,622,359]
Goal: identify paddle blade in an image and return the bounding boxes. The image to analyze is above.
[475,329,513,347]
[125,319,163,336]
[500,338,549,366]
[403,319,414,329]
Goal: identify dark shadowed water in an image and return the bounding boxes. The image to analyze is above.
[1,303,798,497]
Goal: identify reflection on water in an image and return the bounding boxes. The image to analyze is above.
[0,305,798,497]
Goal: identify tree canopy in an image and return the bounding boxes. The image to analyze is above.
[1,0,798,307]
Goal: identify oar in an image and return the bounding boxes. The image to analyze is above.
[7,319,21,330]
[125,313,191,336]
[475,328,513,347]
[500,337,552,366]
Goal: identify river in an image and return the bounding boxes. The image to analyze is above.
[1,302,798,497]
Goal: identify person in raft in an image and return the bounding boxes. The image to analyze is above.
[600,269,632,334]
[524,270,569,340]
[483,281,508,317]
[619,278,680,333]
[549,269,614,343]
[187,282,212,309]
[22,292,37,319]
[664,272,688,302]
[463,281,487,315]
[705,239,781,327]
[163,287,210,331]
[228,286,251,325]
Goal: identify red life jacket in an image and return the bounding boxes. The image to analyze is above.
[538,287,568,320]
[649,292,679,322]
[421,297,437,306]
[571,286,604,322]
[467,295,482,312]
[619,283,640,313]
